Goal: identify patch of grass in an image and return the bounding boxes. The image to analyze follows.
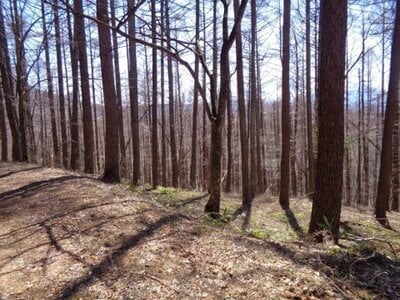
[205,207,234,227]
[249,228,269,240]
[327,246,344,256]
[156,186,179,195]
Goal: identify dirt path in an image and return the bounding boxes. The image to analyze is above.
[0,163,399,299]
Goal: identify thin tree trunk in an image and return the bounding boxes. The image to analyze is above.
[89,27,101,173]
[0,84,7,161]
[356,71,363,205]
[190,0,200,189]
[53,0,68,168]
[392,115,400,211]
[67,0,80,170]
[160,0,166,186]
[128,0,140,185]
[110,0,127,177]
[75,0,95,173]
[249,0,258,198]
[291,35,299,197]
[166,0,178,188]
[234,0,250,208]
[306,0,315,195]
[42,0,61,167]
[279,0,291,208]
[151,0,158,188]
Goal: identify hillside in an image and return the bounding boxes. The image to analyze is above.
[0,163,399,299]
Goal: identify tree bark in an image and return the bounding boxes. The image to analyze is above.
[234,0,251,208]
[128,0,140,185]
[376,0,400,226]
[151,0,158,188]
[0,0,20,161]
[166,0,178,188]
[0,84,7,161]
[42,0,61,167]
[279,0,291,208]
[67,0,80,171]
[97,0,120,183]
[75,0,95,174]
[306,0,315,195]
[190,0,200,189]
[110,0,127,177]
[308,0,347,243]
[53,0,69,168]
[205,0,248,215]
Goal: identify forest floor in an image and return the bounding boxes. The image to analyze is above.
[0,163,400,299]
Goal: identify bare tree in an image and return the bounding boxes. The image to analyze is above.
[279,0,291,208]
[53,0,69,168]
[0,1,21,161]
[42,0,61,167]
[128,0,141,185]
[74,0,95,173]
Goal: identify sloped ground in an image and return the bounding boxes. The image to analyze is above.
[0,162,399,299]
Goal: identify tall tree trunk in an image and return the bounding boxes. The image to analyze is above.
[0,0,21,161]
[37,65,46,164]
[177,64,185,187]
[128,0,140,185]
[160,0,167,186]
[88,27,101,173]
[357,70,362,205]
[53,0,68,168]
[376,0,400,226]
[279,0,291,208]
[0,84,7,161]
[110,0,127,177]
[67,0,80,171]
[204,0,248,214]
[12,0,28,162]
[42,0,61,167]
[345,49,352,205]
[75,0,95,173]
[97,0,120,183]
[234,0,250,208]
[151,0,159,188]
[308,0,347,243]
[306,0,315,195]
[249,0,258,199]
[225,87,233,193]
[392,116,400,211]
[166,0,178,187]
[291,35,299,197]
[190,0,200,189]
[361,18,369,206]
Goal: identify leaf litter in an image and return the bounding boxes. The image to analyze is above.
[0,162,399,299]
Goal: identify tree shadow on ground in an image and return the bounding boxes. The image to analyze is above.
[172,193,208,208]
[57,212,189,299]
[0,166,43,179]
[233,227,400,299]
[283,207,305,238]
[0,175,95,208]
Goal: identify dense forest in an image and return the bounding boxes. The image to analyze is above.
[0,0,399,247]
[1,0,400,298]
